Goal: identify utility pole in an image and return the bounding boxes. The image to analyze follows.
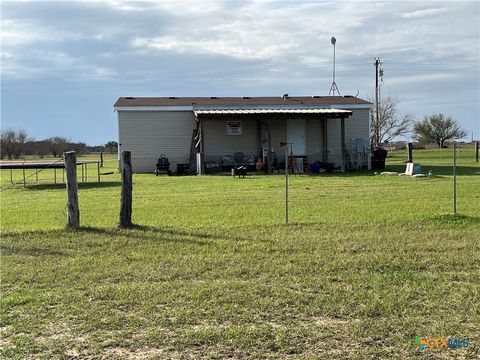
[374,58,381,148]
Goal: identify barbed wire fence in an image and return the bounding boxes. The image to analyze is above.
[0,147,478,229]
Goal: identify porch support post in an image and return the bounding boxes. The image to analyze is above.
[256,118,262,160]
[323,118,328,162]
[267,119,272,174]
[340,117,346,173]
[199,118,205,175]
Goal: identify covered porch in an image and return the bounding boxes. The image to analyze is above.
[193,108,354,174]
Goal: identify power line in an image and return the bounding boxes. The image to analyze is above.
[2,57,478,93]
[3,61,372,87]
[2,56,379,84]
[6,55,475,87]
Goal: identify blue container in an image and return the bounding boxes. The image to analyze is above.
[309,163,321,173]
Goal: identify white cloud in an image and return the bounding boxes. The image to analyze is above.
[103,1,147,12]
[1,1,478,84]
[103,0,225,15]
[152,1,225,15]
[0,19,49,46]
[385,72,458,86]
[128,1,382,63]
[399,7,449,19]
[132,35,295,60]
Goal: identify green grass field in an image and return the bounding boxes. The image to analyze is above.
[1,148,479,359]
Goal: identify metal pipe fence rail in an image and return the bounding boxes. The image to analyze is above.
[0,160,101,188]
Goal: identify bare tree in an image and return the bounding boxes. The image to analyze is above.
[414,113,467,148]
[370,96,413,147]
[0,129,30,159]
[68,142,87,155]
[45,136,69,157]
[25,140,50,158]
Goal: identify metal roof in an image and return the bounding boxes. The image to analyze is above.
[114,96,370,107]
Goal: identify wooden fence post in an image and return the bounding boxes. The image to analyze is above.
[100,150,104,167]
[475,141,479,163]
[119,151,133,227]
[64,151,80,229]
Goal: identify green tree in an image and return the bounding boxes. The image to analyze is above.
[104,141,118,154]
[413,114,467,148]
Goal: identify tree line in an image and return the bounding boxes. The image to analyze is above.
[370,96,468,148]
[0,130,118,160]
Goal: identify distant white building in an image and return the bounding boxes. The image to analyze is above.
[114,95,372,173]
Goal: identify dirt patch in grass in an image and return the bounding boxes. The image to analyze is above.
[102,347,167,359]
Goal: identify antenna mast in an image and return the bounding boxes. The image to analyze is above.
[329,36,340,95]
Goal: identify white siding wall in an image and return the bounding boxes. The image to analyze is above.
[118,110,195,173]
[345,109,370,143]
[260,119,287,158]
[327,119,342,165]
[306,119,324,163]
[346,109,371,169]
[203,118,289,162]
[203,118,258,161]
[270,119,287,155]
[327,108,370,166]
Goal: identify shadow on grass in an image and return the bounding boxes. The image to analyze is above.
[0,227,207,249]
[25,181,121,191]
[77,225,252,243]
[1,224,251,247]
[0,244,69,257]
[431,214,480,225]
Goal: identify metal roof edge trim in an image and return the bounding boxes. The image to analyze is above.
[193,108,353,115]
[114,104,371,112]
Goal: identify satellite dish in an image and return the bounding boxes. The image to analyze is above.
[331,36,336,45]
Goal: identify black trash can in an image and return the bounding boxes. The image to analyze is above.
[371,148,388,170]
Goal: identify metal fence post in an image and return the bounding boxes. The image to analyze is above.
[285,143,289,224]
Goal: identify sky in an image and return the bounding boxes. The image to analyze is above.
[1,0,479,146]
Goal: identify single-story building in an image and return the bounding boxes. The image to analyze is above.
[113,95,372,173]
